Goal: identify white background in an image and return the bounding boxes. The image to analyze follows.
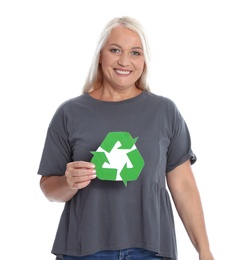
[0,0,237,259]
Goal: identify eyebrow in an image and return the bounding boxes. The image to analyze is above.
[108,43,143,50]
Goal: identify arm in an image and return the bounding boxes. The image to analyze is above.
[40,161,96,202]
[166,159,214,260]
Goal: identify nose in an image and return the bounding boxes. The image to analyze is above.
[117,53,130,66]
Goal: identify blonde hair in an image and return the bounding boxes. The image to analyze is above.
[82,16,151,93]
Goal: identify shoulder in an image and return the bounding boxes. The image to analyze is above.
[53,94,90,114]
[145,91,178,111]
[58,94,88,107]
[48,94,89,128]
[145,92,185,128]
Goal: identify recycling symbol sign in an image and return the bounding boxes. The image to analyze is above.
[91,132,145,186]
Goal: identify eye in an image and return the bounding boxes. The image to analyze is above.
[110,48,121,54]
[131,51,141,56]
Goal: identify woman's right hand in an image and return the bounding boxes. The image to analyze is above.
[40,161,96,202]
[65,161,97,190]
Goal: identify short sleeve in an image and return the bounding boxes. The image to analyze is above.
[37,103,72,176]
[166,102,196,173]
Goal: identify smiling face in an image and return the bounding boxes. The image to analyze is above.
[99,26,145,92]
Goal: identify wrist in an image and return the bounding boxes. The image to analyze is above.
[199,250,214,260]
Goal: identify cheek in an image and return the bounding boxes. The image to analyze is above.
[100,52,115,65]
[136,61,145,73]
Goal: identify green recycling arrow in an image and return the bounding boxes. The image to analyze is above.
[90,151,117,180]
[100,132,138,152]
[91,132,145,186]
[120,148,144,186]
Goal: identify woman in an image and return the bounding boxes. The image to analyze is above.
[38,16,214,260]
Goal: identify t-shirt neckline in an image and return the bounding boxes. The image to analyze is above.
[85,90,147,105]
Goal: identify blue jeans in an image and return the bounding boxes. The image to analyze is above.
[63,248,162,260]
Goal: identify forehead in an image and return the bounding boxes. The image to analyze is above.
[105,26,142,47]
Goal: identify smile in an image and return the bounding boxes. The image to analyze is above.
[115,69,131,75]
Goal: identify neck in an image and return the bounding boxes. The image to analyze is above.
[90,86,142,102]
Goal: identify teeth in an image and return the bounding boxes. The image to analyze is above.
[116,70,130,75]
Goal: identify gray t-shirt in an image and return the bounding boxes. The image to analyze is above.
[38,91,196,259]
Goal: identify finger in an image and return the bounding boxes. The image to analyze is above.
[66,168,96,178]
[72,180,92,190]
[68,161,95,169]
[68,174,97,189]
[70,173,97,183]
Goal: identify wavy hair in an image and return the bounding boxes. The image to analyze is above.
[82,16,151,93]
